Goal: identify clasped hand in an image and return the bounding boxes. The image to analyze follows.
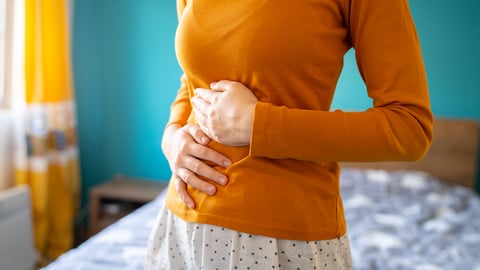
[191,80,258,146]
[164,80,258,209]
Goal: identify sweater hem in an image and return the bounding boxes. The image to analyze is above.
[166,200,347,241]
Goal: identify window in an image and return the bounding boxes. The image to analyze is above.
[0,0,6,107]
[1,0,25,109]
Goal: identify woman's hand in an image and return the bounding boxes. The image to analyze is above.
[162,123,232,209]
[191,80,258,146]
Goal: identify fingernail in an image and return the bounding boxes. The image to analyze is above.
[201,137,208,144]
[207,186,216,195]
[218,176,227,185]
[223,160,231,167]
[188,202,194,209]
[210,82,217,88]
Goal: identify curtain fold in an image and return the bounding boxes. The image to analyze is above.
[13,0,80,263]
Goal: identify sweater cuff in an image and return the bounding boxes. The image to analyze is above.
[249,102,268,157]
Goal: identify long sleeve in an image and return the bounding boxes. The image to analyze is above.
[166,74,191,127]
[166,0,190,127]
[249,0,433,163]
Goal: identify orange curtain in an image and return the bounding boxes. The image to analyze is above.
[15,0,80,263]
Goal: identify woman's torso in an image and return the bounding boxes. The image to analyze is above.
[166,0,350,240]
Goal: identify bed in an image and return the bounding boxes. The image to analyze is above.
[44,118,480,270]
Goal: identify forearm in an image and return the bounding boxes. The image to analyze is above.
[167,74,192,128]
[163,75,191,160]
[250,102,432,163]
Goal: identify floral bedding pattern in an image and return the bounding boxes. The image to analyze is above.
[45,169,480,270]
[341,169,480,270]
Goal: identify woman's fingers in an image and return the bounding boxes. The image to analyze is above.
[172,145,229,186]
[189,143,231,168]
[167,123,232,208]
[182,124,232,169]
[191,90,219,140]
[183,123,210,145]
[191,80,257,146]
[177,167,217,196]
[183,154,228,185]
[194,87,222,103]
[189,99,211,137]
[191,96,210,118]
[210,80,232,91]
[174,176,196,209]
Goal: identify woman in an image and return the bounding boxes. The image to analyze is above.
[146,0,433,269]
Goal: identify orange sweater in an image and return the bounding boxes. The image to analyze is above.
[165,0,433,240]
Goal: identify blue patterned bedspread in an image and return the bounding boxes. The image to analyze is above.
[44,169,480,270]
[43,190,166,270]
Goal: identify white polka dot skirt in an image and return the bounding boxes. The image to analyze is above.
[145,204,352,270]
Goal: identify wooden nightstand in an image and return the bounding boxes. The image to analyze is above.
[89,176,167,235]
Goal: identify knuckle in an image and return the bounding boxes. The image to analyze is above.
[192,127,204,140]
[191,125,202,137]
[196,146,208,157]
[176,168,186,180]
[191,161,201,173]
[182,171,193,184]
[206,108,215,117]
[181,125,195,137]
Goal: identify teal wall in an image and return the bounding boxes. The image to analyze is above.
[333,1,480,119]
[72,0,480,206]
[72,0,180,205]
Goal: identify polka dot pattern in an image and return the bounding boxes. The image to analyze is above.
[145,205,352,269]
